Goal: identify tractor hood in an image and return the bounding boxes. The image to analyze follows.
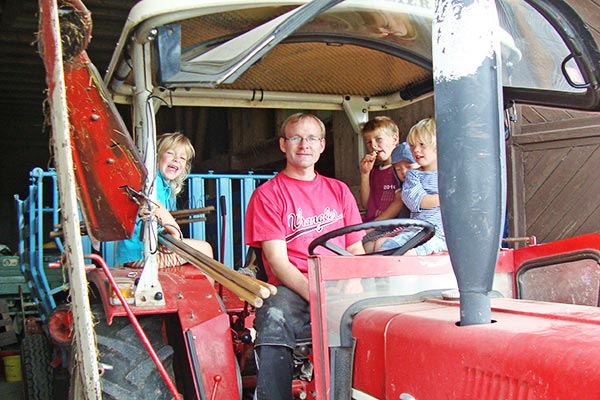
[105,0,600,112]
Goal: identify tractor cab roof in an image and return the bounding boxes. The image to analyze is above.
[105,0,600,115]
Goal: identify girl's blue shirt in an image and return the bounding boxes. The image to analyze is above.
[115,173,173,264]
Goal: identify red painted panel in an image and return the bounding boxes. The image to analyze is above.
[352,302,447,398]
[513,233,600,270]
[88,265,218,323]
[353,298,600,399]
[88,264,241,398]
[63,52,146,241]
[185,315,240,399]
[314,252,455,281]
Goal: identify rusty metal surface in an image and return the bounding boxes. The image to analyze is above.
[63,51,146,241]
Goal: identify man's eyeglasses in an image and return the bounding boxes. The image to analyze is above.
[282,136,323,144]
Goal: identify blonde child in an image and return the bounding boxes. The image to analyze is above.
[359,116,403,222]
[116,132,213,267]
[374,118,447,255]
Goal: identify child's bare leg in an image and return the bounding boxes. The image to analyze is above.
[372,236,390,252]
[183,238,213,258]
[183,238,215,284]
[363,240,376,253]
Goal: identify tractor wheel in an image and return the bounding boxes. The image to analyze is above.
[21,333,54,400]
[94,309,177,400]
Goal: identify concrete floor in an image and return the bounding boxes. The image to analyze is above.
[0,375,24,399]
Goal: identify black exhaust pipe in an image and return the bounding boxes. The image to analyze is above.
[433,0,506,325]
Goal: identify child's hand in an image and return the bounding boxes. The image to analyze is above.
[360,150,378,174]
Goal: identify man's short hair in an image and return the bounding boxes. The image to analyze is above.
[280,112,326,138]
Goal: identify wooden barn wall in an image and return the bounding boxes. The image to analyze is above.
[161,107,340,175]
[508,105,600,245]
[567,0,600,48]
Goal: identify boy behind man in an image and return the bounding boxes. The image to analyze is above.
[360,116,409,252]
[362,141,419,252]
[359,116,402,222]
[374,117,447,255]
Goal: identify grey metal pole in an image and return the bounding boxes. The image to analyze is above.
[433,0,506,325]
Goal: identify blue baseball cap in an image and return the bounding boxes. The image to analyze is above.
[391,142,415,164]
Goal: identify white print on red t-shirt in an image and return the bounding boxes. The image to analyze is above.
[286,207,344,242]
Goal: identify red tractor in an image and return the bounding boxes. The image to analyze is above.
[27,0,600,399]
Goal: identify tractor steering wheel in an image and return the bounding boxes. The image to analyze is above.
[308,219,435,256]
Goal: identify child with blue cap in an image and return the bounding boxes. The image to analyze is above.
[391,141,419,187]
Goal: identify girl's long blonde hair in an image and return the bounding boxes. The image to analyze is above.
[157,132,195,196]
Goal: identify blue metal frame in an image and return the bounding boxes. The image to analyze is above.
[14,168,67,321]
[187,171,275,268]
[15,168,275,320]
